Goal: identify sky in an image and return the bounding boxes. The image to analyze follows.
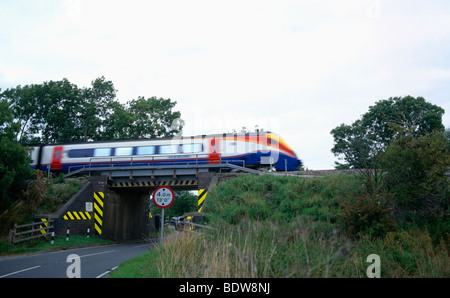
[1,0,449,169]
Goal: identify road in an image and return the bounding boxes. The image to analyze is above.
[0,240,155,278]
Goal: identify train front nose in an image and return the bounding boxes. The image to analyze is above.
[291,151,302,171]
[295,158,302,170]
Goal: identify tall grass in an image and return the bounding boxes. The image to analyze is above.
[112,216,352,278]
[113,219,449,277]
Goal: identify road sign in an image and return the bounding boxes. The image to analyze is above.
[152,186,175,209]
[151,186,175,245]
[85,202,93,212]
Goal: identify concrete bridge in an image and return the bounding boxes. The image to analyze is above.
[36,163,260,241]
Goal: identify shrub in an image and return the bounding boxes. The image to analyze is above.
[336,193,395,239]
[0,138,34,212]
[380,131,449,215]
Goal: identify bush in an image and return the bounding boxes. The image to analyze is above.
[336,193,395,239]
[381,131,449,215]
[0,171,84,235]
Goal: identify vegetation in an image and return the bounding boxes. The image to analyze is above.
[380,131,449,215]
[330,95,445,170]
[0,171,88,255]
[0,138,34,212]
[0,77,183,144]
[111,174,449,278]
[0,171,84,236]
[150,191,198,220]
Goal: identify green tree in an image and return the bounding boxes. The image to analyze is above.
[2,79,83,144]
[0,91,19,140]
[0,138,34,212]
[2,78,184,143]
[1,84,42,143]
[330,119,386,194]
[99,96,184,140]
[79,76,117,141]
[38,79,83,143]
[331,96,445,169]
[0,93,33,212]
[99,101,133,140]
[126,96,184,139]
[361,95,445,143]
[2,77,119,144]
[330,119,380,170]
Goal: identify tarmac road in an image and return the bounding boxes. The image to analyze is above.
[0,240,155,278]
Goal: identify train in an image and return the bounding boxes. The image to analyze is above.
[29,131,302,173]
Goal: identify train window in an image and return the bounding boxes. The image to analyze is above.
[94,148,111,157]
[182,143,203,153]
[159,145,178,154]
[68,148,94,158]
[115,147,133,156]
[137,146,156,155]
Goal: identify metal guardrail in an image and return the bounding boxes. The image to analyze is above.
[88,153,212,168]
[66,153,262,176]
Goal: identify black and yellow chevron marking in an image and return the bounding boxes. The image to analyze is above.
[39,218,48,235]
[94,192,104,235]
[198,189,207,213]
[108,180,197,188]
[63,211,92,220]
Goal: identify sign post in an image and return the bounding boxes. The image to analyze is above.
[152,186,175,244]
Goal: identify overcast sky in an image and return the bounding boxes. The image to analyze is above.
[1,0,449,169]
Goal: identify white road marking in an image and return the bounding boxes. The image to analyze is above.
[0,265,41,278]
[133,243,150,248]
[79,250,115,258]
[96,265,119,278]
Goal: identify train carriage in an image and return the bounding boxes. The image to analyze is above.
[29,132,302,173]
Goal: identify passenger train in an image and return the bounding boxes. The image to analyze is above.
[29,132,302,173]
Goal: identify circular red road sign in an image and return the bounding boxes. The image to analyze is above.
[152,186,175,209]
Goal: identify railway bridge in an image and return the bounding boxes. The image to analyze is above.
[38,162,262,241]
